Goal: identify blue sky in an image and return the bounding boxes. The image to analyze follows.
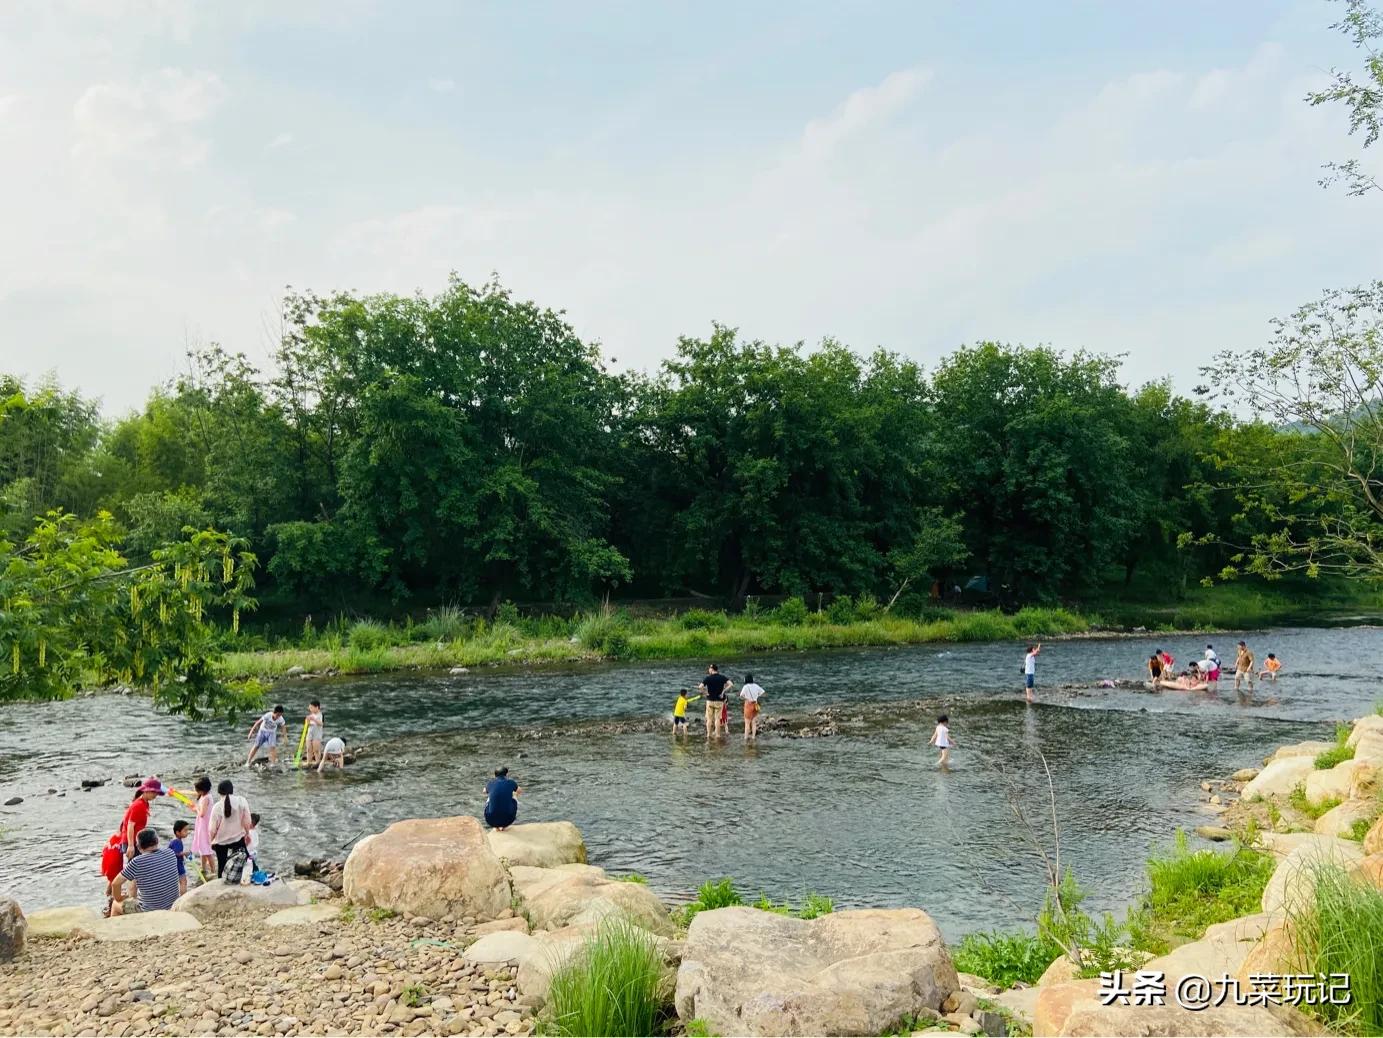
[1,0,1379,412]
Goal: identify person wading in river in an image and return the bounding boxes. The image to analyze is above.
[1234,640,1255,693]
[699,664,734,739]
[1023,644,1041,703]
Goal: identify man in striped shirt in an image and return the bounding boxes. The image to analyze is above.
[112,828,182,914]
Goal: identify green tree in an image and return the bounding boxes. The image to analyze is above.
[0,511,260,716]
[1307,0,1383,196]
[885,508,968,610]
[0,376,104,538]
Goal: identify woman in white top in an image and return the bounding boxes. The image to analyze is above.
[208,778,252,877]
[738,674,765,743]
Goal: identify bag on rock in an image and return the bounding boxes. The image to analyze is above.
[223,850,249,885]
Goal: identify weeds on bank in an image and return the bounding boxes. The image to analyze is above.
[1289,865,1383,1036]
[1347,817,1374,842]
[673,879,742,928]
[400,983,428,1008]
[1288,783,1342,821]
[1314,725,1356,770]
[366,906,398,923]
[682,1020,716,1038]
[338,903,357,924]
[617,873,649,884]
[1126,830,1275,955]
[952,930,1062,987]
[541,919,671,1037]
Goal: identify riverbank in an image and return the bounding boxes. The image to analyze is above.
[213,579,1383,683]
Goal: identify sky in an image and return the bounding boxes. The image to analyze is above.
[1,0,1380,415]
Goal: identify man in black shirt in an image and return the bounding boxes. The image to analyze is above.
[698,664,734,738]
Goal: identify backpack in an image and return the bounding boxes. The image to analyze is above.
[222,850,249,885]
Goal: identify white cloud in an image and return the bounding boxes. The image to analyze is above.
[71,68,226,166]
[427,77,456,94]
[267,131,293,149]
[801,66,931,159]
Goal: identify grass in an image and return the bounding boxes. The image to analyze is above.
[1288,865,1383,1036]
[1347,817,1374,842]
[673,879,742,928]
[617,873,649,884]
[366,906,398,923]
[1127,830,1276,955]
[540,919,671,1037]
[952,929,1062,987]
[338,903,356,924]
[400,983,428,1008]
[683,1020,716,1038]
[797,893,835,919]
[1289,783,1343,821]
[1315,724,1356,770]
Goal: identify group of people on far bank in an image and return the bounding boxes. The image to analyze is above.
[673,664,765,741]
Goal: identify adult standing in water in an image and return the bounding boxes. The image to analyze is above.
[699,664,734,738]
[739,673,765,742]
[1024,643,1041,702]
[484,766,520,831]
[208,778,253,877]
[1234,640,1255,693]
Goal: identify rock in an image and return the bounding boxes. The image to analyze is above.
[1032,979,1100,1037]
[1349,853,1383,889]
[172,880,303,921]
[1346,714,1383,747]
[265,903,342,927]
[1313,798,1378,838]
[80,779,107,789]
[1057,1001,1322,1036]
[287,879,334,902]
[1350,732,1383,768]
[993,986,1040,1031]
[1230,767,1260,782]
[509,865,673,936]
[1037,955,1079,987]
[79,910,202,942]
[674,907,958,1036]
[487,822,588,868]
[941,990,979,1016]
[1259,831,1352,860]
[235,949,254,964]
[2,796,20,806]
[285,666,306,677]
[1266,741,1334,764]
[1242,756,1316,801]
[516,924,603,1000]
[343,816,511,922]
[1237,922,1302,986]
[1262,838,1364,913]
[1365,814,1383,856]
[0,899,25,962]
[464,932,539,964]
[324,964,344,981]
[473,917,529,936]
[450,667,470,675]
[1194,825,1233,842]
[24,905,100,939]
[1144,913,1275,982]
[1305,759,1368,806]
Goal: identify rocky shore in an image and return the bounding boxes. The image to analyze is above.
[5,716,1383,1037]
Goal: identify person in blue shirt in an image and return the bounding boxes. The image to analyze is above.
[168,819,191,895]
[483,766,521,831]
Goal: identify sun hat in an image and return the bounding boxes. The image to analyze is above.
[138,776,163,793]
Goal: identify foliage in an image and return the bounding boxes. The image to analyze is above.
[617,873,649,884]
[0,511,259,717]
[1038,870,1139,977]
[1306,0,1383,197]
[674,878,742,928]
[1347,817,1374,842]
[797,893,834,919]
[366,906,398,923]
[1289,784,1343,821]
[1315,725,1356,769]
[770,596,809,626]
[678,609,728,630]
[951,929,1062,987]
[1288,864,1383,1035]
[683,1020,715,1038]
[541,919,671,1037]
[885,508,968,610]
[1128,830,1276,954]
[400,983,428,1008]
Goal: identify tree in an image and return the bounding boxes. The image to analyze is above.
[1307,0,1383,196]
[0,511,260,717]
[1203,283,1383,582]
[0,376,104,539]
[885,508,968,610]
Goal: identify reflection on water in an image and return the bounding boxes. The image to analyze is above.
[0,626,1376,938]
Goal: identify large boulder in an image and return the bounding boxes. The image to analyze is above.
[1057,1001,1322,1036]
[0,899,25,962]
[1143,912,1275,982]
[1037,955,1080,987]
[25,905,101,939]
[517,922,676,1003]
[1261,838,1364,914]
[510,864,673,936]
[1350,853,1383,890]
[1346,714,1383,748]
[463,930,539,963]
[1313,798,1378,838]
[1266,742,1334,765]
[1259,831,1348,861]
[1366,814,1383,856]
[1304,759,1368,806]
[1237,921,1302,986]
[487,822,587,868]
[343,815,511,921]
[1242,757,1316,801]
[1350,732,1383,767]
[79,910,202,942]
[674,907,958,1036]
[1033,980,1100,1037]
[172,880,303,921]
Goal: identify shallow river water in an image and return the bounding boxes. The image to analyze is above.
[1,626,1378,939]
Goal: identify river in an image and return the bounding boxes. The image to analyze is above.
[1,626,1377,939]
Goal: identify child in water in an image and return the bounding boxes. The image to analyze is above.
[671,689,701,739]
[317,736,347,772]
[929,715,953,768]
[1259,654,1283,681]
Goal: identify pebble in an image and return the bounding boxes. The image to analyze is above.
[3,796,21,805]
[323,966,343,982]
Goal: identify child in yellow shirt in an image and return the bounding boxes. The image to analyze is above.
[672,688,701,739]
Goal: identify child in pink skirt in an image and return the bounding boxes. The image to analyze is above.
[191,775,215,879]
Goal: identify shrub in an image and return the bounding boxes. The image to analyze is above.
[949,611,1020,642]
[1289,783,1342,821]
[575,613,634,658]
[1288,865,1383,1035]
[542,919,671,1036]
[952,929,1062,987]
[348,619,393,650]
[675,878,742,928]
[419,604,470,642]
[1011,606,1086,636]
[495,600,521,625]
[1038,870,1138,977]
[825,595,858,624]
[1347,817,1373,842]
[798,893,834,920]
[1315,725,1355,770]
[679,609,729,630]
[771,596,809,626]
[1130,830,1276,953]
[853,593,881,620]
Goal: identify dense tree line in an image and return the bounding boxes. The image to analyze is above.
[2,275,1336,618]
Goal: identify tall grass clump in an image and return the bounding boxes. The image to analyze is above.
[771,596,809,626]
[419,604,470,641]
[674,878,742,927]
[1288,865,1383,1035]
[952,929,1061,987]
[347,619,394,650]
[679,609,728,630]
[948,610,1020,642]
[575,612,633,659]
[1289,783,1342,821]
[540,919,671,1037]
[1315,724,1356,770]
[1011,606,1086,636]
[1129,830,1276,954]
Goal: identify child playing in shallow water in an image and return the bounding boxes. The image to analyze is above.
[1259,653,1282,681]
[671,689,701,739]
[929,715,953,768]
